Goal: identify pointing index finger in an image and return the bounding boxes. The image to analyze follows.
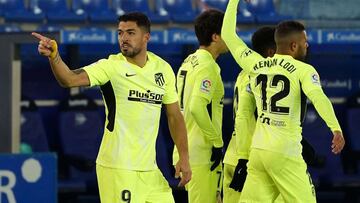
[31,32,49,41]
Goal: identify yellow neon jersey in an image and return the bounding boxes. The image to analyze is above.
[173,49,224,166]
[223,71,256,166]
[222,0,341,157]
[83,52,178,170]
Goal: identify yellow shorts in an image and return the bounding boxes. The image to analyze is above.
[223,164,241,203]
[96,164,174,203]
[187,164,222,203]
[223,163,285,203]
[239,149,316,203]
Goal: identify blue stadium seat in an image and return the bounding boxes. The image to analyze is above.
[202,0,255,24]
[72,0,117,23]
[0,24,21,32]
[31,0,87,23]
[246,0,290,24]
[21,97,49,152]
[58,94,103,184]
[0,0,44,23]
[36,24,64,32]
[164,0,198,23]
[119,0,170,23]
[277,0,310,19]
[303,105,359,188]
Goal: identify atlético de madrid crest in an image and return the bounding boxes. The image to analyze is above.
[154,73,165,87]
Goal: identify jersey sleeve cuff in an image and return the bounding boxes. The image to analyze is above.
[82,67,94,87]
[213,139,224,148]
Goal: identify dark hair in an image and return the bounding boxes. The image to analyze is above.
[118,12,151,33]
[275,20,305,42]
[251,26,276,58]
[194,9,224,46]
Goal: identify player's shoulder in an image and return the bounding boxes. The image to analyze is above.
[89,53,127,70]
[197,63,219,79]
[148,51,175,76]
[292,58,316,72]
[181,50,217,73]
[238,70,249,80]
[85,54,120,69]
[236,71,250,87]
[148,51,173,70]
[148,51,169,65]
[197,55,219,74]
[107,53,125,61]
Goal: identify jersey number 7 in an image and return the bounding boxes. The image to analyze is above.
[178,70,188,111]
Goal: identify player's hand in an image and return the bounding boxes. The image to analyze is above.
[229,159,248,191]
[331,130,345,154]
[210,146,223,171]
[31,32,58,59]
[175,157,192,187]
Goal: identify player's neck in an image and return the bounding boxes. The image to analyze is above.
[125,49,148,68]
[276,48,295,58]
[199,45,219,60]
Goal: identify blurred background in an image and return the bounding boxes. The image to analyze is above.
[1,0,360,202]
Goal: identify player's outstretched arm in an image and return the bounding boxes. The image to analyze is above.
[32,32,90,88]
[165,102,192,187]
[307,90,345,154]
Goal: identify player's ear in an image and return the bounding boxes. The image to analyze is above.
[143,32,150,42]
[267,48,276,57]
[290,41,297,52]
[212,33,220,42]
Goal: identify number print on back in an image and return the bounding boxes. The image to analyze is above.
[256,74,290,115]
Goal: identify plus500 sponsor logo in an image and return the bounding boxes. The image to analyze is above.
[128,90,164,104]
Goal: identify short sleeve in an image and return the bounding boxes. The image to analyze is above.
[83,59,110,87]
[300,65,323,95]
[162,64,178,104]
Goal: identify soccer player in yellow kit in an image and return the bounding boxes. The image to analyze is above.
[222,0,345,202]
[32,12,191,203]
[173,9,228,203]
[223,26,276,203]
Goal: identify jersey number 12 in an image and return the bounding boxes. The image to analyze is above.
[256,74,290,114]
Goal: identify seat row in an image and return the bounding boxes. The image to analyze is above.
[0,0,290,24]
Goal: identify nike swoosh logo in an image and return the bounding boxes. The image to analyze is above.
[126,73,136,77]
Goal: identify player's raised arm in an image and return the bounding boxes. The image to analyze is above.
[222,0,247,54]
[222,0,262,72]
[32,32,90,88]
